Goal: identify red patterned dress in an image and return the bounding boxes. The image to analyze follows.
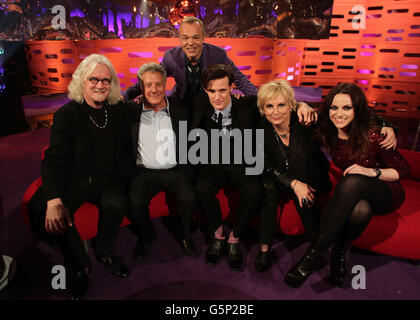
[332,129,410,211]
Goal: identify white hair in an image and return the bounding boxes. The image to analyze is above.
[68,54,120,105]
[137,62,167,91]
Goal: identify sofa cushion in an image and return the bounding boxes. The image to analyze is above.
[22,178,170,241]
[353,178,420,260]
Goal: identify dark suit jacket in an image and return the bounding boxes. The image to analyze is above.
[191,93,261,131]
[123,43,257,101]
[190,93,262,167]
[123,97,191,175]
[257,114,331,193]
[41,100,127,201]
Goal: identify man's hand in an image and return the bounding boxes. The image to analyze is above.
[233,93,244,99]
[380,127,397,150]
[134,95,144,104]
[45,198,73,234]
[296,101,318,126]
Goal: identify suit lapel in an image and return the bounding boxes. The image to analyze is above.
[169,100,180,139]
[201,44,210,70]
[131,107,142,163]
[191,94,210,129]
[231,97,248,129]
[262,117,284,167]
[177,48,187,98]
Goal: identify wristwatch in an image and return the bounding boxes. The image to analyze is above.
[374,168,382,178]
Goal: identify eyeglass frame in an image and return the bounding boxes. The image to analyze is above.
[88,77,112,85]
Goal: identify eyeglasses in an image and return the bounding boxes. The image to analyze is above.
[88,77,112,85]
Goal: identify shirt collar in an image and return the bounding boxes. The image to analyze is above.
[212,98,232,116]
[185,54,202,69]
[142,96,170,114]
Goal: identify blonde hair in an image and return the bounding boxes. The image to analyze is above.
[257,79,296,115]
[179,16,205,37]
[68,54,120,105]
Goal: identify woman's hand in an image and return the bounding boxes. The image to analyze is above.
[343,164,375,177]
[291,179,316,208]
[344,164,401,181]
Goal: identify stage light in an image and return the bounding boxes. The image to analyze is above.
[169,0,195,26]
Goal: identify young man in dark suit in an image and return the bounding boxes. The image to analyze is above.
[191,64,264,272]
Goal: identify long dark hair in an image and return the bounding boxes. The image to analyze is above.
[316,83,375,160]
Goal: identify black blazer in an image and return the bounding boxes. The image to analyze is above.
[257,113,331,193]
[123,97,191,173]
[190,93,262,168]
[191,93,261,131]
[42,100,127,201]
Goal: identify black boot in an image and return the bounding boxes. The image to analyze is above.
[330,241,350,288]
[285,234,330,288]
[226,242,243,272]
[70,267,90,300]
[206,238,226,266]
[255,245,272,273]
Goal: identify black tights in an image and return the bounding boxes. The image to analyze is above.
[320,174,394,244]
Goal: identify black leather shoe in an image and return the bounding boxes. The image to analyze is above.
[180,237,199,258]
[285,235,329,288]
[100,256,129,278]
[70,271,89,300]
[133,239,153,261]
[206,238,225,266]
[227,242,243,272]
[330,242,350,288]
[255,249,272,273]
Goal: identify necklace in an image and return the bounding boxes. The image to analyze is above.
[274,125,289,139]
[273,128,289,170]
[278,132,288,139]
[88,107,108,129]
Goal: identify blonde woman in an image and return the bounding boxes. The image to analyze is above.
[254,80,332,272]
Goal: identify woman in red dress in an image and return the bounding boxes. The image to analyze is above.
[284,83,410,288]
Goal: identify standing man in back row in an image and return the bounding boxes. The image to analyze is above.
[122,16,257,103]
[123,16,317,123]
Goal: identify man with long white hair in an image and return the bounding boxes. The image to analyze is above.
[27,54,130,300]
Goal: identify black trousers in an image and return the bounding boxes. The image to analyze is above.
[195,165,264,238]
[27,176,128,273]
[127,166,197,241]
[320,174,394,244]
[259,176,323,245]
